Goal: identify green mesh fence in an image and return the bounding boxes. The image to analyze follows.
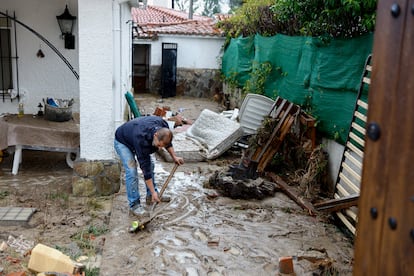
[222,33,373,144]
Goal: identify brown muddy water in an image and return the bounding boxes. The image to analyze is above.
[100,160,354,276]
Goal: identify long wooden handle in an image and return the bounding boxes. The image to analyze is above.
[150,163,179,215]
[158,163,179,198]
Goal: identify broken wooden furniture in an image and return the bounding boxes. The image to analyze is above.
[0,114,80,175]
[252,97,301,172]
[230,96,302,179]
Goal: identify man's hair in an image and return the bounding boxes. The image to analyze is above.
[156,127,173,144]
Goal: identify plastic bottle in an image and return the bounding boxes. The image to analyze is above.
[18,102,24,117]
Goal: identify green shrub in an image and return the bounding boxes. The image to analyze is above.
[217,0,377,39]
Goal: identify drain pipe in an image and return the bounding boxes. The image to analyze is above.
[189,0,193,19]
[113,1,123,127]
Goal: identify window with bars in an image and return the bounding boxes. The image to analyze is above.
[0,28,13,91]
[0,16,13,92]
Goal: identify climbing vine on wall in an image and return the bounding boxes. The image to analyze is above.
[243,61,274,96]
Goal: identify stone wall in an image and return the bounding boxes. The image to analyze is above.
[149,66,222,98]
[72,159,121,197]
[222,82,244,109]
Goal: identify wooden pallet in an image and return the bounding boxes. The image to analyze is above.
[249,97,300,173]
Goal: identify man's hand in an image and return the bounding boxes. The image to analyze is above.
[173,156,184,165]
[167,147,184,165]
[151,192,160,203]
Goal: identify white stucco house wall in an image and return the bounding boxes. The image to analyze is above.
[1,0,80,115]
[1,0,134,186]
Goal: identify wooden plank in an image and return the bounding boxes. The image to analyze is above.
[314,194,359,212]
[257,115,295,172]
[351,122,366,136]
[339,172,360,193]
[253,102,294,162]
[357,99,368,110]
[344,150,363,169]
[249,101,289,162]
[336,211,356,234]
[267,172,316,216]
[336,185,351,197]
[346,141,364,159]
[342,162,361,182]
[344,208,358,221]
[349,131,365,148]
[354,110,367,122]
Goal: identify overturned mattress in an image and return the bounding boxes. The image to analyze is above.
[158,109,243,162]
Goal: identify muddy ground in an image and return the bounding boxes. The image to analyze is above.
[0,94,354,275]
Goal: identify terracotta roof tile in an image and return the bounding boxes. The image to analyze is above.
[132,6,223,38]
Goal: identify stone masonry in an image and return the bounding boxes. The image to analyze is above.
[149,66,222,98]
[72,159,121,197]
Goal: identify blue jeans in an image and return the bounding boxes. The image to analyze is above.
[114,139,156,208]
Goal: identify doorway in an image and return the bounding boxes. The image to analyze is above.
[161,43,177,98]
[132,44,149,93]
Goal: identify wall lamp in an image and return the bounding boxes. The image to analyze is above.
[56,5,76,49]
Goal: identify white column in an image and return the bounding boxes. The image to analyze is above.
[78,0,114,160]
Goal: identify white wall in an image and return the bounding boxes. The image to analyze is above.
[78,0,123,160]
[1,0,79,115]
[135,35,225,69]
[148,0,172,8]
[323,138,345,185]
[115,3,134,129]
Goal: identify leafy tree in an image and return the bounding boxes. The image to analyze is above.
[217,0,377,39]
[217,0,276,38]
[202,0,221,17]
[175,0,201,13]
[271,0,377,38]
[228,0,244,12]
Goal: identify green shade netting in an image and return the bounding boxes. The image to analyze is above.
[221,33,373,144]
[222,36,255,85]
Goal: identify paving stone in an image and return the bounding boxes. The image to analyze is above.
[0,207,36,225]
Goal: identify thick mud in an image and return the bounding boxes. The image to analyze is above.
[100,161,354,275]
[0,94,354,275]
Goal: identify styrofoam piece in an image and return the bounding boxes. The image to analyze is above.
[238,93,275,135]
[28,243,81,273]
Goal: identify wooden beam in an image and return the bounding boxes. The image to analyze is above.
[313,194,359,212]
[267,172,317,216]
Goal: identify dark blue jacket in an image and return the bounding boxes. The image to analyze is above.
[115,116,172,180]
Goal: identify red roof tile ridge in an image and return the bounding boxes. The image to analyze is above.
[142,19,199,27]
[149,5,188,22]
